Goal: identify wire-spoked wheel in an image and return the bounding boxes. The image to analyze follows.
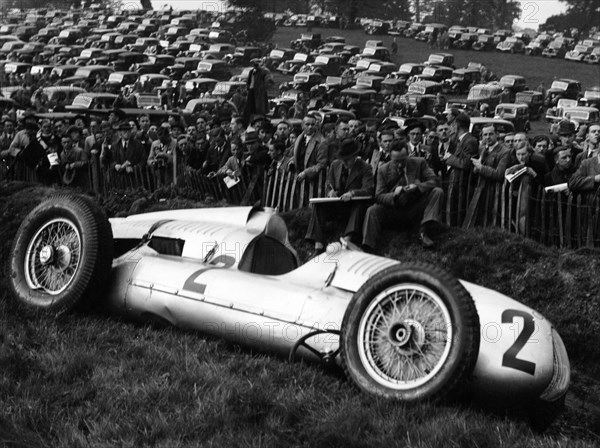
[357,283,453,391]
[24,217,82,295]
[341,263,480,403]
[7,194,113,314]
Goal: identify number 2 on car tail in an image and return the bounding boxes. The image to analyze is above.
[501,309,536,375]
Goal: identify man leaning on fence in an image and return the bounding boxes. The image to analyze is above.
[305,139,374,258]
[292,113,325,183]
[148,125,178,184]
[464,125,511,227]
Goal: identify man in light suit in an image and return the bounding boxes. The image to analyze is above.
[362,141,443,252]
[305,138,374,257]
[292,113,325,183]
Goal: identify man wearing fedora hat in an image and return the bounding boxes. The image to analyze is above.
[105,121,145,174]
[555,120,583,162]
[306,138,374,257]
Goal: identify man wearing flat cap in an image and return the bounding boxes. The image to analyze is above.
[306,138,374,257]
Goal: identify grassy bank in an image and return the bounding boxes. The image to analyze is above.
[1,182,599,447]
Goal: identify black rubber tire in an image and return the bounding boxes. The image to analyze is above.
[7,194,113,315]
[340,263,480,403]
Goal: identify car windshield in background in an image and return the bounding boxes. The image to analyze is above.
[551,81,569,90]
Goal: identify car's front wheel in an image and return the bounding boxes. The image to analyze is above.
[341,263,480,403]
[7,194,113,314]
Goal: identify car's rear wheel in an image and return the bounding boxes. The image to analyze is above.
[7,194,113,314]
[341,263,480,403]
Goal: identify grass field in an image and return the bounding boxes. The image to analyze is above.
[1,181,600,447]
[1,27,600,448]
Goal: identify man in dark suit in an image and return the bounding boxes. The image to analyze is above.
[243,59,270,123]
[442,113,479,225]
[202,127,231,175]
[305,139,374,257]
[568,150,600,193]
[464,125,511,227]
[362,141,443,252]
[107,121,146,173]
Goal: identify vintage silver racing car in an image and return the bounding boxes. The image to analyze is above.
[8,194,570,409]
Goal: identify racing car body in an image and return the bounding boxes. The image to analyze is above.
[8,196,570,411]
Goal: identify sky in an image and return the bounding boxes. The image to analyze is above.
[137,0,568,30]
[513,0,568,30]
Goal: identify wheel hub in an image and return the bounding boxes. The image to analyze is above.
[39,245,54,265]
[387,319,426,354]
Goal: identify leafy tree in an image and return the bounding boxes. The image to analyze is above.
[422,0,520,29]
[541,0,599,33]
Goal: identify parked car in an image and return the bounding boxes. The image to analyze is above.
[407,80,443,96]
[544,79,582,107]
[192,60,233,81]
[225,46,263,66]
[211,81,246,99]
[424,53,455,68]
[498,75,527,102]
[184,78,219,95]
[133,55,176,75]
[469,117,515,139]
[494,103,530,132]
[387,63,425,83]
[364,20,390,35]
[515,90,545,120]
[492,29,512,45]
[472,34,495,51]
[291,33,322,50]
[339,88,380,118]
[496,37,525,54]
[411,66,453,84]
[263,48,295,70]
[560,106,600,126]
[66,92,118,110]
[466,83,504,110]
[276,53,313,75]
[578,87,600,109]
[301,55,345,78]
[454,33,479,50]
[442,68,481,94]
[542,39,572,58]
[361,61,397,78]
[584,47,600,64]
[34,86,86,109]
[350,46,391,63]
[199,43,236,60]
[564,44,597,62]
[105,71,140,90]
[525,34,552,56]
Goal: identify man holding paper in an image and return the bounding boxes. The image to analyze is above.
[305,139,374,258]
